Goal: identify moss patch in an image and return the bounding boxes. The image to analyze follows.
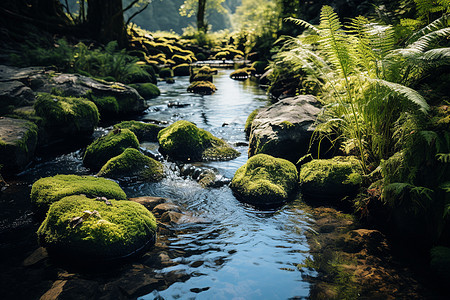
[34,93,99,134]
[89,95,119,117]
[83,129,140,171]
[113,120,162,142]
[230,154,298,207]
[157,120,239,162]
[30,174,127,215]
[97,148,164,181]
[187,81,217,95]
[299,156,363,201]
[37,195,156,261]
[244,109,260,138]
[129,83,160,99]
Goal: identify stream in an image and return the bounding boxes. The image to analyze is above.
[0,70,319,299]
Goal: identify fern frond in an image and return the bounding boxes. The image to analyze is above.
[284,17,320,34]
[437,153,450,163]
[406,13,449,44]
[367,78,430,113]
[408,27,450,51]
[421,47,450,62]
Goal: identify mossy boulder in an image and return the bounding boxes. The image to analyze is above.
[190,73,213,83]
[230,68,251,80]
[197,66,218,75]
[87,95,119,118]
[97,148,164,181]
[299,156,363,201]
[171,54,192,65]
[129,83,160,99]
[34,93,99,139]
[83,129,140,171]
[0,117,38,173]
[124,68,155,85]
[159,68,173,79]
[30,174,127,215]
[230,154,298,207]
[113,120,163,142]
[37,195,156,261]
[187,81,217,95]
[173,64,190,76]
[157,120,239,162]
[244,109,261,139]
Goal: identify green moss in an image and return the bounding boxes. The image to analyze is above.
[190,73,213,83]
[113,120,162,142]
[244,109,260,138]
[230,154,298,206]
[171,54,192,65]
[173,64,191,76]
[157,120,239,161]
[37,195,156,260]
[97,148,164,181]
[214,51,230,60]
[187,81,217,95]
[299,156,363,200]
[34,93,99,132]
[83,129,140,171]
[129,83,160,99]
[197,66,218,75]
[159,68,173,78]
[230,68,250,80]
[89,95,119,116]
[280,121,294,129]
[30,174,127,215]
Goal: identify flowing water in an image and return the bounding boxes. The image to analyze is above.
[0,70,317,299]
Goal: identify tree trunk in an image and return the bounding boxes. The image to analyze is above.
[87,0,127,46]
[197,0,207,33]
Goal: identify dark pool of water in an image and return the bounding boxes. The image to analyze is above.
[0,70,316,299]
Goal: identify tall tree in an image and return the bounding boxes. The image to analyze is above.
[86,0,126,45]
[180,0,226,32]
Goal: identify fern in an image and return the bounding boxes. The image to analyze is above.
[437,153,450,162]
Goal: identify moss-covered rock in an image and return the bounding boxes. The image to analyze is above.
[230,154,298,207]
[187,81,217,95]
[157,120,239,162]
[88,95,119,117]
[244,109,261,139]
[129,83,160,99]
[299,156,363,200]
[0,117,38,173]
[30,174,127,215]
[97,148,164,181]
[190,73,213,83]
[159,68,173,79]
[230,68,251,81]
[171,54,192,65]
[173,64,190,76]
[34,93,99,139]
[113,120,163,143]
[83,129,140,171]
[37,195,156,261]
[197,66,218,75]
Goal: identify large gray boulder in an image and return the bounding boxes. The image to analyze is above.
[247,95,322,163]
[0,117,38,173]
[0,81,34,113]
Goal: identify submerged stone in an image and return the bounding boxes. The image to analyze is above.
[30,174,127,215]
[299,156,363,200]
[0,117,38,173]
[37,195,157,261]
[97,148,164,182]
[83,129,140,171]
[230,154,298,207]
[157,120,239,162]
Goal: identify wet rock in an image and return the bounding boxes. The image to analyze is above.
[110,265,164,298]
[152,203,182,217]
[299,156,363,202]
[129,196,168,211]
[342,229,389,255]
[0,117,38,174]
[40,279,99,300]
[230,154,298,207]
[23,247,48,267]
[167,101,190,108]
[0,80,34,112]
[83,129,140,171]
[248,95,322,163]
[97,148,164,182]
[38,195,157,261]
[142,251,177,268]
[158,120,239,162]
[34,93,99,142]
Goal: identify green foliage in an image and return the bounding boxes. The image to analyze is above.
[97,148,164,181]
[37,195,156,260]
[113,120,162,142]
[157,120,239,161]
[230,153,298,206]
[30,174,127,215]
[83,129,140,171]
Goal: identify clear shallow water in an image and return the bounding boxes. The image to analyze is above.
[1,70,315,299]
